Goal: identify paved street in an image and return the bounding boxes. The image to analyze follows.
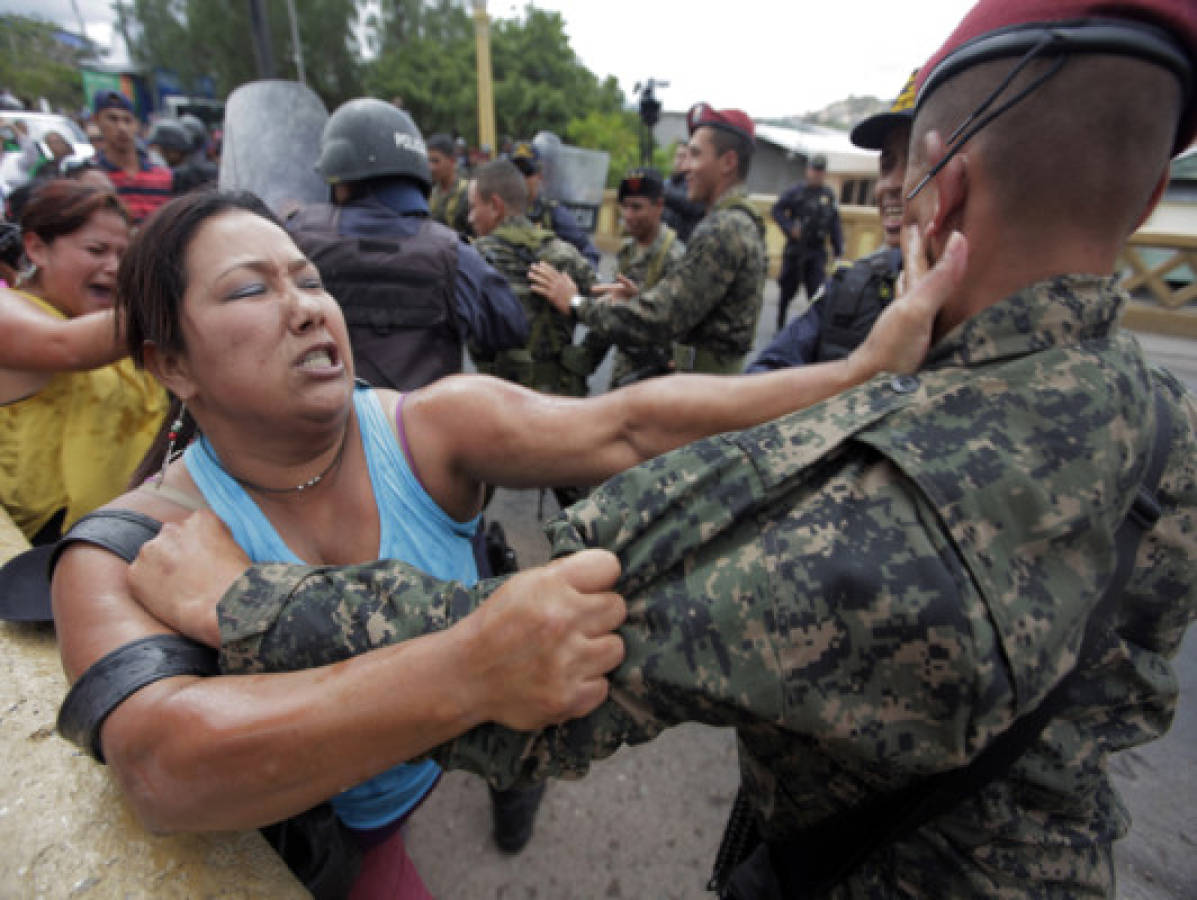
[408,280,1197,898]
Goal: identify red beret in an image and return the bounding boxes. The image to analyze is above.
[686,103,755,144]
[916,0,1196,155]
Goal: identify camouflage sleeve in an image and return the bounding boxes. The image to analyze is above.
[434,382,1017,789]
[217,561,497,674]
[577,214,743,346]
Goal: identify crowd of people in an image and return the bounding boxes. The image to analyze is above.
[0,0,1195,897]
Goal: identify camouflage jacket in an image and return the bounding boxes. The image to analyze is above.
[580,224,686,388]
[428,175,470,236]
[472,216,595,395]
[218,276,1197,897]
[577,186,767,373]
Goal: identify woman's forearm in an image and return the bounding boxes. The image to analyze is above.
[0,297,123,371]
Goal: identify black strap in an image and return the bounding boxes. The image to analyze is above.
[49,508,164,573]
[715,386,1175,898]
[57,633,219,763]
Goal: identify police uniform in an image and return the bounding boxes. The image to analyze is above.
[771,162,844,331]
[473,215,595,397]
[288,189,528,391]
[747,246,901,372]
[291,99,527,392]
[216,276,1197,898]
[573,185,767,375]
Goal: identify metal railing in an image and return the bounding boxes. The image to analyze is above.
[593,190,1197,337]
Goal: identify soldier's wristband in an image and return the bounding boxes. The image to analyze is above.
[569,294,587,316]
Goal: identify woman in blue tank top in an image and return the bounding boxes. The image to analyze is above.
[51,190,955,897]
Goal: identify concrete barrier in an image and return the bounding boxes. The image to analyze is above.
[0,620,306,897]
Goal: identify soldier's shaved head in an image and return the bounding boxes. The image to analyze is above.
[911,53,1181,244]
[474,160,528,216]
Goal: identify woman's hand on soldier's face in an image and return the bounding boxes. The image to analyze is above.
[127,509,250,648]
[847,227,967,381]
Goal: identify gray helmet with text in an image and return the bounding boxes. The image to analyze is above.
[314,98,431,191]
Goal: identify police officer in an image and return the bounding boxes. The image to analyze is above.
[427,132,471,237]
[532,103,767,376]
[286,99,527,392]
[177,113,218,189]
[510,141,601,269]
[748,71,918,372]
[771,153,844,330]
[146,119,214,195]
[577,167,686,389]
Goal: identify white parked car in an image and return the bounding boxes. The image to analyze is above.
[0,112,95,201]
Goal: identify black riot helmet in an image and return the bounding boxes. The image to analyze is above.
[315,98,431,192]
[178,114,208,153]
[147,119,191,154]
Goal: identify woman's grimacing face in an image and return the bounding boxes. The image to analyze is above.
[169,210,354,426]
[25,210,129,317]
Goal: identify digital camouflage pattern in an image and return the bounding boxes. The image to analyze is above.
[473,215,595,396]
[578,224,686,388]
[577,186,767,374]
[218,276,1197,897]
[428,175,470,236]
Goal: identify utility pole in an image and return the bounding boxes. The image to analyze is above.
[247,0,276,79]
[471,0,496,154]
[283,0,307,84]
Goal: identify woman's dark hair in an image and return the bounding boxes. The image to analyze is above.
[119,190,281,489]
[117,190,280,366]
[19,178,129,245]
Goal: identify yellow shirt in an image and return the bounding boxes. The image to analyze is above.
[0,291,167,540]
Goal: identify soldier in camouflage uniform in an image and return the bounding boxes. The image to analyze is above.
[137,2,1197,896]
[576,168,686,389]
[467,159,595,399]
[535,105,767,376]
[427,133,471,237]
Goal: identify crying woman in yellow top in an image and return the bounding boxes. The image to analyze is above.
[0,180,165,554]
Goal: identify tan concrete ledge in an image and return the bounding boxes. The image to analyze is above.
[0,621,305,898]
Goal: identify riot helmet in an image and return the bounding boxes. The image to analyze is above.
[315,98,431,192]
[179,114,208,153]
[147,119,191,154]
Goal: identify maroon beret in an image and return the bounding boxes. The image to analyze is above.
[916,0,1196,155]
[686,103,755,144]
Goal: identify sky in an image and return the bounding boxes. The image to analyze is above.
[8,0,978,117]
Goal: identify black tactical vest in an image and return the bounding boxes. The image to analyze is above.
[288,203,462,391]
[814,251,898,363]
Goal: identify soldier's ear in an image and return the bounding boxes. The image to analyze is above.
[922,130,967,245]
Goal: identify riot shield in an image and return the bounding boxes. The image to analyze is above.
[532,130,609,233]
[220,80,328,216]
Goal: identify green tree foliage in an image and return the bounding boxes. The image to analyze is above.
[363,4,626,148]
[566,111,677,188]
[490,7,622,139]
[361,1,475,139]
[115,0,363,109]
[0,15,91,111]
